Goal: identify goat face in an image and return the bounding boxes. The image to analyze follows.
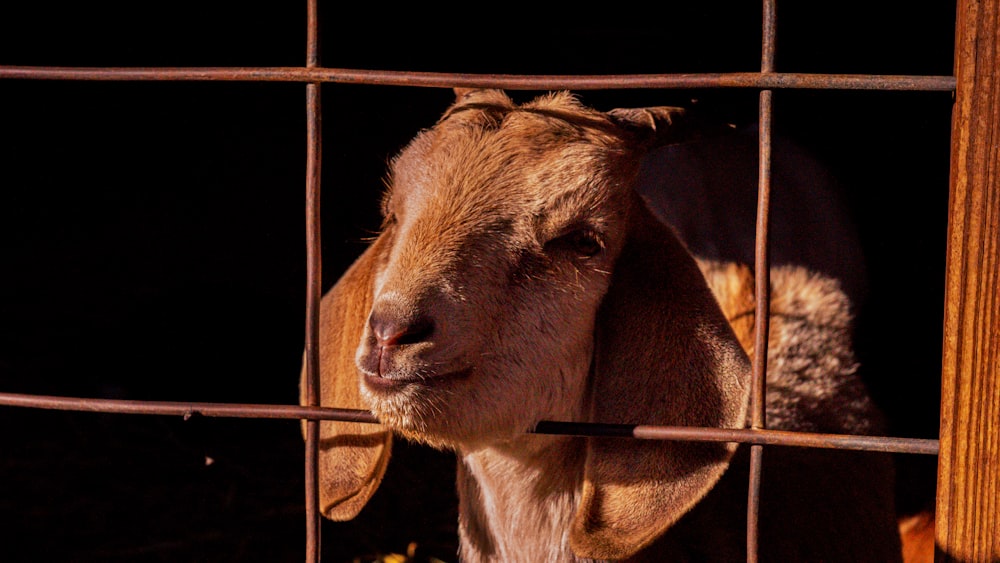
[356,90,639,449]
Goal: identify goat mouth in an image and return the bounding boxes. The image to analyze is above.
[363,366,473,392]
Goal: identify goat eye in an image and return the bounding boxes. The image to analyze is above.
[546,229,604,258]
[570,231,603,256]
[381,212,397,229]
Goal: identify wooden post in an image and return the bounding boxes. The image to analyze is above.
[936,0,1000,560]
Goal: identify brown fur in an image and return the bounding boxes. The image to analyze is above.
[302,90,902,561]
[899,510,935,563]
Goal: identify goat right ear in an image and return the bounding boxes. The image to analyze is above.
[300,235,393,520]
[608,106,692,149]
[609,105,734,150]
[570,196,752,559]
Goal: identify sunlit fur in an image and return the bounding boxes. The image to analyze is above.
[358,91,633,450]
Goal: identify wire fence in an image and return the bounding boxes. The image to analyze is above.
[0,2,956,562]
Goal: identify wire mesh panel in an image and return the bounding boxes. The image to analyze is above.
[0,1,978,561]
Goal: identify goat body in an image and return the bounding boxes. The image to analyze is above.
[303,90,902,562]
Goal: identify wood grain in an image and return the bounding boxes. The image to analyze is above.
[936,0,1000,560]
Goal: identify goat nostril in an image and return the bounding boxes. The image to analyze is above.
[371,314,435,347]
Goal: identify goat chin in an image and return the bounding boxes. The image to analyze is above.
[304,89,906,562]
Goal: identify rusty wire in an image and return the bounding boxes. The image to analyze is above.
[302,0,323,560]
[0,392,938,455]
[0,65,956,91]
[746,3,777,560]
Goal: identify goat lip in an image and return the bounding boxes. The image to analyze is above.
[363,366,473,391]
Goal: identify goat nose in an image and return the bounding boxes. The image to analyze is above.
[369,311,435,347]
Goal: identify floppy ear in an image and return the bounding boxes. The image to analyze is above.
[569,195,752,559]
[300,235,393,520]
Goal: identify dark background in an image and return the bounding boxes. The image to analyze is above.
[1,2,955,562]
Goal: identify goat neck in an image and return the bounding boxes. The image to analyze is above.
[458,435,588,563]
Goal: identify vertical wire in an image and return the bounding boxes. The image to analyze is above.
[747,1,776,561]
[304,0,323,561]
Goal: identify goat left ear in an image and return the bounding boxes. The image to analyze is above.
[569,194,751,560]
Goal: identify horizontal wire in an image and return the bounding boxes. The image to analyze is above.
[0,392,938,455]
[0,66,956,91]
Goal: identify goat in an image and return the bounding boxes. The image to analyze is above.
[302,89,902,561]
